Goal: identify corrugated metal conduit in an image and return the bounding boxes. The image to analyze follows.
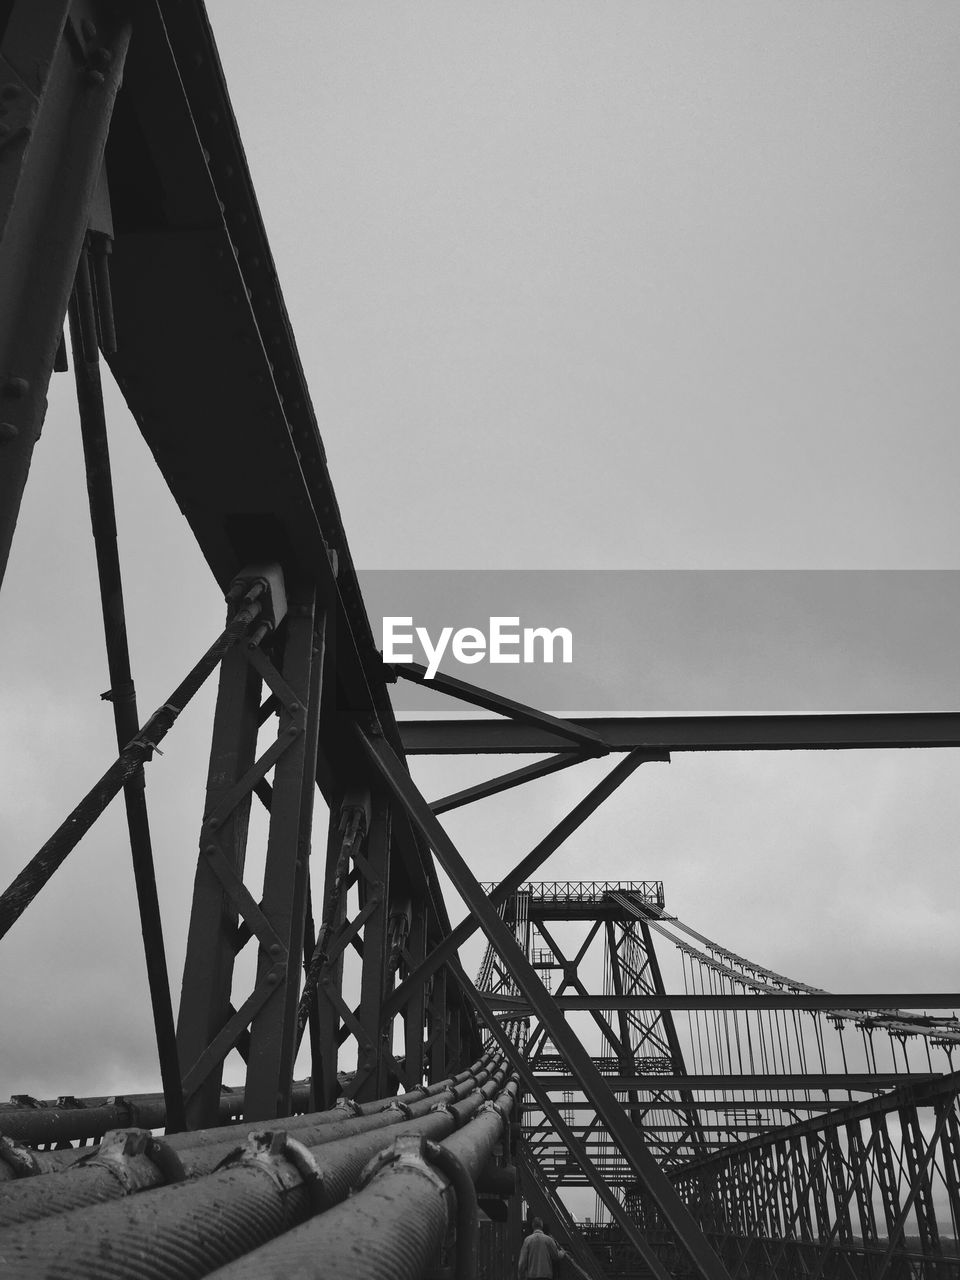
[0,1049,499,1198]
[0,1057,510,1278]
[206,1079,519,1280]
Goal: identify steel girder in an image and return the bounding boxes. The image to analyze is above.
[669,1074,960,1278]
[175,585,324,1126]
[400,711,960,754]
[489,994,960,1012]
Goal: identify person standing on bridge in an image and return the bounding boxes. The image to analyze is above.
[518,1217,565,1279]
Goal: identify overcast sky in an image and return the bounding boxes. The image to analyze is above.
[1,1,959,1107]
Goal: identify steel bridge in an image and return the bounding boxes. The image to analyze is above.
[1,4,958,1278]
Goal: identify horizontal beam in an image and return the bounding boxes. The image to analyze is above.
[488,993,960,1012]
[675,1069,960,1174]
[531,1074,937,1092]
[400,712,960,755]
[525,1125,775,1136]
[526,1100,863,1115]
[524,1096,889,1112]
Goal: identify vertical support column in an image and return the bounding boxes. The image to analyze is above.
[243,590,322,1120]
[825,1126,854,1246]
[311,804,354,1109]
[768,1139,788,1242]
[402,905,428,1089]
[899,1104,941,1260]
[846,1122,878,1250]
[446,992,464,1074]
[176,640,262,1128]
[744,1150,765,1246]
[429,964,450,1081]
[806,1133,832,1242]
[871,1112,904,1251]
[937,1101,960,1243]
[67,268,183,1131]
[300,877,324,1101]
[348,793,394,1103]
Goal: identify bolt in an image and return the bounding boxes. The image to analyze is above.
[267,970,280,986]
[0,422,19,442]
[201,844,218,858]
[2,378,28,399]
[269,943,282,958]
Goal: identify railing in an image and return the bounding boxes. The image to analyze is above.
[479,881,665,907]
[529,1054,674,1075]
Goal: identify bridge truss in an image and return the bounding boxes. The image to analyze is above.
[0,3,958,1277]
[479,882,960,1277]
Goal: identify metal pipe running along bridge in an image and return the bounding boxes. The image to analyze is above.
[0,3,958,1277]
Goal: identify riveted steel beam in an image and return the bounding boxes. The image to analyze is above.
[400,711,960,755]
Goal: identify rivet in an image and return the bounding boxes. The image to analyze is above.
[0,422,19,442]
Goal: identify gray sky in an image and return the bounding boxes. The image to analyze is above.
[1,1,959,1104]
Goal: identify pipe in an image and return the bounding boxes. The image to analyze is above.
[0,1055,506,1230]
[0,1073,506,1277]
[1,1049,504,1162]
[423,1140,479,1280]
[201,1080,519,1280]
[0,1081,311,1150]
